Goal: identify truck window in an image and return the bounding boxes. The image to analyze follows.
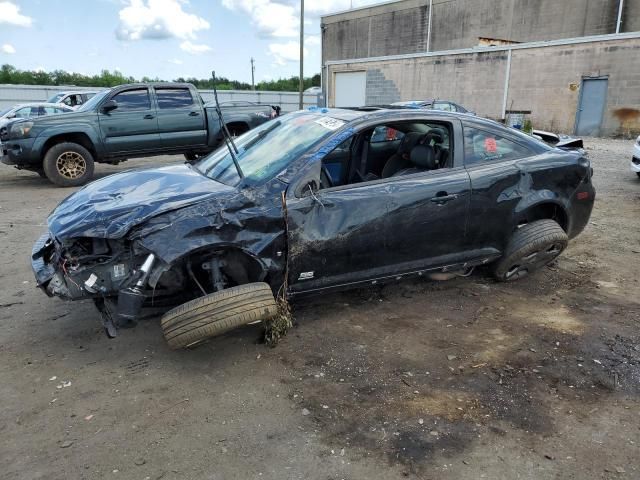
[156,88,194,109]
[112,89,151,111]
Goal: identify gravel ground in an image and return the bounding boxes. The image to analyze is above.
[0,139,639,480]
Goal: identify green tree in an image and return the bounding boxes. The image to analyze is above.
[0,64,321,91]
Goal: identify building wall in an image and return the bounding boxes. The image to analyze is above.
[327,37,640,136]
[322,0,640,62]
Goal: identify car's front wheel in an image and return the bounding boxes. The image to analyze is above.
[160,283,278,350]
[493,219,568,282]
[43,142,95,187]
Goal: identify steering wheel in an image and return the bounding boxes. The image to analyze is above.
[320,165,334,188]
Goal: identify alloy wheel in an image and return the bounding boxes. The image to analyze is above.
[56,151,87,179]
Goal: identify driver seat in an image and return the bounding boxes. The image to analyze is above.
[381,132,424,178]
[391,144,438,176]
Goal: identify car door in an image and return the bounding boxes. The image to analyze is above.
[98,87,160,154]
[154,87,207,148]
[285,120,471,294]
[462,122,542,252]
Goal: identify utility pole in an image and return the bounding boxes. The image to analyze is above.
[250,57,255,90]
[299,0,304,110]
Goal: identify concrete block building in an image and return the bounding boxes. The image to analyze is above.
[320,0,640,136]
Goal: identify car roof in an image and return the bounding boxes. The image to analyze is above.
[13,102,73,108]
[111,82,194,90]
[321,107,529,137]
[391,100,435,106]
[54,91,99,95]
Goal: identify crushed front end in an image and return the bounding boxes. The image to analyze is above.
[32,232,159,336]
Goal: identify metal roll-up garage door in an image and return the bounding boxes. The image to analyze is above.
[334,71,366,107]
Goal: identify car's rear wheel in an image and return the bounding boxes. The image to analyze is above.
[160,282,278,350]
[43,142,95,187]
[493,219,568,282]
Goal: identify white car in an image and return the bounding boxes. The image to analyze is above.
[632,135,640,178]
[0,102,73,137]
[47,91,100,110]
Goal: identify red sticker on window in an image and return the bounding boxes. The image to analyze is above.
[386,128,397,141]
[484,137,497,153]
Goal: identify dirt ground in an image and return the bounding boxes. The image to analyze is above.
[1,139,639,480]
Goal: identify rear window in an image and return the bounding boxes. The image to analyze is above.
[464,126,536,165]
[156,88,194,109]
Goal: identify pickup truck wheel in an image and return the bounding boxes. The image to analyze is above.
[160,282,278,350]
[493,219,568,282]
[43,142,95,187]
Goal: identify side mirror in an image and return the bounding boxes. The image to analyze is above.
[6,113,15,119]
[101,99,118,113]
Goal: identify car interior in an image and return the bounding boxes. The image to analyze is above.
[320,121,453,189]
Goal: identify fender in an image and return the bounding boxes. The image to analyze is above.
[148,244,272,289]
[33,123,104,158]
[513,191,570,231]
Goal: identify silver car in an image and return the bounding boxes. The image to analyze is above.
[0,102,73,144]
[47,91,100,110]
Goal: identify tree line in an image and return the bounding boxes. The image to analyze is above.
[0,64,321,91]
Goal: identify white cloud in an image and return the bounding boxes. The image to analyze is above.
[180,41,211,54]
[167,58,183,65]
[116,0,210,41]
[1,43,16,54]
[306,35,320,46]
[0,1,32,27]
[222,0,382,38]
[269,41,307,66]
[222,0,298,38]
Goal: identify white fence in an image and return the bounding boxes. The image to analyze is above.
[0,84,322,112]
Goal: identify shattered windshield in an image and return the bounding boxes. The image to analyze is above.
[196,112,344,186]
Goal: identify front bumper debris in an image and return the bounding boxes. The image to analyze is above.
[31,232,158,336]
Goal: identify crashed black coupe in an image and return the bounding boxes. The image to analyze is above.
[32,108,595,349]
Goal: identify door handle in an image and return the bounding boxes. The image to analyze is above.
[430,193,459,204]
[189,111,200,116]
[144,114,155,119]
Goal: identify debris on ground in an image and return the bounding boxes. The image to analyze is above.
[263,296,293,347]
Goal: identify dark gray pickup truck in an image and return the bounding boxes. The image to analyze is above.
[0,82,279,186]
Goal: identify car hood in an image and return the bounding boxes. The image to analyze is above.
[48,164,234,240]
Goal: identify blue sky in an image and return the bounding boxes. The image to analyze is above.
[0,0,382,82]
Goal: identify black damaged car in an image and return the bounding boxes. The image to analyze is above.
[31,108,595,349]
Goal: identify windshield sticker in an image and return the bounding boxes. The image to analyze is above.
[314,117,345,131]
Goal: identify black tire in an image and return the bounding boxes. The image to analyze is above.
[184,152,200,162]
[161,282,277,350]
[493,219,568,282]
[636,172,640,179]
[42,142,95,187]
